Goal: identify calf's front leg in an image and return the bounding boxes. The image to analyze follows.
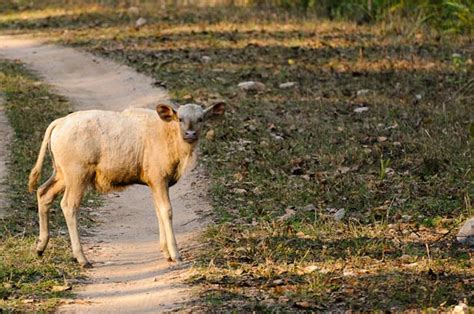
[152,183,181,262]
[152,197,171,260]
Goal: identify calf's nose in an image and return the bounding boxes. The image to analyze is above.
[185,130,197,137]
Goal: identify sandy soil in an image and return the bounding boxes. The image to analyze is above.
[0,93,13,219]
[0,35,210,313]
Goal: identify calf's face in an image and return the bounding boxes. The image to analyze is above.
[157,103,225,144]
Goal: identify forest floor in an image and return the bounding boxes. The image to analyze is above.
[0,2,472,312]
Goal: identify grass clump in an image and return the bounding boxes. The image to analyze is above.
[0,236,80,311]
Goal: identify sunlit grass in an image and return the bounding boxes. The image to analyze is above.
[0,6,104,24]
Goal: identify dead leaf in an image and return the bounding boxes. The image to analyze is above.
[337,166,351,174]
[279,82,297,89]
[301,265,319,274]
[357,89,370,96]
[295,301,311,308]
[354,106,369,113]
[201,56,211,63]
[333,208,346,221]
[135,17,147,29]
[127,6,140,16]
[233,188,247,195]
[52,285,72,292]
[278,207,296,221]
[205,129,215,140]
[296,231,306,238]
[238,81,266,91]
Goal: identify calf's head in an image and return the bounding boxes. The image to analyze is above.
[157,102,225,144]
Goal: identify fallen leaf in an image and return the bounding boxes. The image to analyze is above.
[127,6,139,16]
[301,265,319,274]
[273,279,284,285]
[135,17,147,29]
[278,207,296,221]
[279,82,297,89]
[336,166,351,174]
[333,208,346,221]
[357,89,370,96]
[233,188,247,195]
[295,301,311,308]
[205,129,215,140]
[52,285,72,292]
[354,106,369,113]
[296,231,306,238]
[238,81,266,91]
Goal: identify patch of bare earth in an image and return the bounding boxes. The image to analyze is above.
[0,35,210,312]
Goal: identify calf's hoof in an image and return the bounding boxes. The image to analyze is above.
[80,261,93,269]
[168,256,182,263]
[36,239,49,256]
[75,257,92,268]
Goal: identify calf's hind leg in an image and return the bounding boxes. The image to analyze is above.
[60,180,90,267]
[36,171,65,256]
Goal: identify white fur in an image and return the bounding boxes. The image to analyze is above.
[29,103,224,266]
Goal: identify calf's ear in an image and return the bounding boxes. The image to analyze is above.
[156,104,178,122]
[204,102,225,119]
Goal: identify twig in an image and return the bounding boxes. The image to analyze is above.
[181,217,198,226]
[442,78,474,112]
[433,224,458,243]
[425,243,431,262]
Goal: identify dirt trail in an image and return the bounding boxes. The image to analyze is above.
[0,93,13,219]
[0,35,210,313]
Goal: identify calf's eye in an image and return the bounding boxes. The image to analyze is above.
[198,117,203,122]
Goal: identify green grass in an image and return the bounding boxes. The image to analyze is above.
[0,61,98,311]
[0,2,472,312]
[0,236,81,311]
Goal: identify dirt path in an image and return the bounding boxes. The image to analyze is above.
[0,92,13,219]
[0,35,210,313]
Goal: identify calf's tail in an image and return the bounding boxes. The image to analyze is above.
[28,117,65,193]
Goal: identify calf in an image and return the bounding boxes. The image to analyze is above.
[28,102,225,267]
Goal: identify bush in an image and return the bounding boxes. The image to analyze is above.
[250,0,473,33]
